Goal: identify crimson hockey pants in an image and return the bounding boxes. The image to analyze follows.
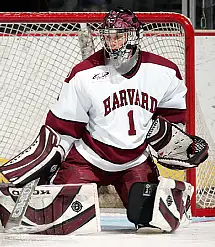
[53,146,159,208]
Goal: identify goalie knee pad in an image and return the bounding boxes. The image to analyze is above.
[127,177,194,232]
[127,182,157,228]
[0,125,71,187]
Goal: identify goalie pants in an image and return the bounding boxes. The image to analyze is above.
[53,147,159,208]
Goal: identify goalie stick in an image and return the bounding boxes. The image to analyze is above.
[4,178,40,233]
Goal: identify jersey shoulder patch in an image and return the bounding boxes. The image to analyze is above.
[65,49,105,83]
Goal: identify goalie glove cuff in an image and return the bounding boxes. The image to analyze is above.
[146,116,209,170]
[146,116,173,152]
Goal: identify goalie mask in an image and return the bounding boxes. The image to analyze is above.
[99,7,142,75]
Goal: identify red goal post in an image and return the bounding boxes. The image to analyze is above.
[0,12,212,217]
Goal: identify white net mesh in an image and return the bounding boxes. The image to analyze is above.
[196,96,215,208]
[0,20,185,159]
[0,13,213,214]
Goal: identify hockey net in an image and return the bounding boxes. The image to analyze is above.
[0,12,213,217]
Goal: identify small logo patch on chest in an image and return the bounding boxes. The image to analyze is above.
[93,71,109,80]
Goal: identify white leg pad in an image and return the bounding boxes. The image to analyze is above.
[149,176,194,232]
[0,183,100,235]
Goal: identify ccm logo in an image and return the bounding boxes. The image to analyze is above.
[11,190,51,196]
[93,71,109,80]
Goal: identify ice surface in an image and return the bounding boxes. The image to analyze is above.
[1,214,215,247]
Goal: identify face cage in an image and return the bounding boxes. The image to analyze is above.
[99,28,140,60]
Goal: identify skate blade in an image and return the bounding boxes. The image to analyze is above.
[136,227,164,234]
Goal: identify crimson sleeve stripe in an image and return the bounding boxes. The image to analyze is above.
[153,108,186,124]
[82,130,147,164]
[45,111,87,139]
[141,51,183,80]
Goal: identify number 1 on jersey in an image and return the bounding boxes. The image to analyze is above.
[127,110,136,136]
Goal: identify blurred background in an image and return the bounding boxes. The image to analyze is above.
[1,0,215,30]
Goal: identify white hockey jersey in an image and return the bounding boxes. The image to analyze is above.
[45,49,187,172]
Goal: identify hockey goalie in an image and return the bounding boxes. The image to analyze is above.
[0,7,209,235]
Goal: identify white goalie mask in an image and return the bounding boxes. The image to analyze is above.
[99,7,142,75]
